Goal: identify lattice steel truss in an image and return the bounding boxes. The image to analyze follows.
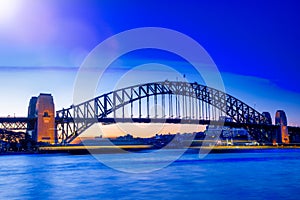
[0,117,33,130]
[56,81,271,144]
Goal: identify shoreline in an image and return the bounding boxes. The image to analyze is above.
[1,145,300,155]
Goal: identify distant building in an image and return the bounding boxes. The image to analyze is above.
[219,116,233,123]
[205,125,250,145]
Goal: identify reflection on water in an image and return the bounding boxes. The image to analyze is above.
[0,149,300,200]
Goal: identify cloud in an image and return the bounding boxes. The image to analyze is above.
[0,66,78,71]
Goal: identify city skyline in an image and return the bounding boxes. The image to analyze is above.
[0,0,299,126]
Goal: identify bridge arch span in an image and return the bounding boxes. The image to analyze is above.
[56,81,270,143]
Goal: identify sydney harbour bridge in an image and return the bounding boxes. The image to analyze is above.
[0,81,299,145]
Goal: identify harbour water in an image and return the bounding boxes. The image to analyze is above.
[0,149,300,199]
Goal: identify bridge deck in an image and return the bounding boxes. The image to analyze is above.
[0,117,30,122]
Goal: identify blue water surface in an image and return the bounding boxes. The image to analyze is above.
[0,149,300,200]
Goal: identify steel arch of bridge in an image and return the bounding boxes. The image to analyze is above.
[56,81,270,143]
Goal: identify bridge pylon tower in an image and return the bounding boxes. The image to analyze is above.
[275,110,289,144]
[27,93,56,144]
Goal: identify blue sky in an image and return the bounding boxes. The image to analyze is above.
[0,0,299,126]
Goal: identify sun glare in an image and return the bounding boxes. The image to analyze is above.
[0,0,20,24]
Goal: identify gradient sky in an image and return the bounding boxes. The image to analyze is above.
[0,0,299,126]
